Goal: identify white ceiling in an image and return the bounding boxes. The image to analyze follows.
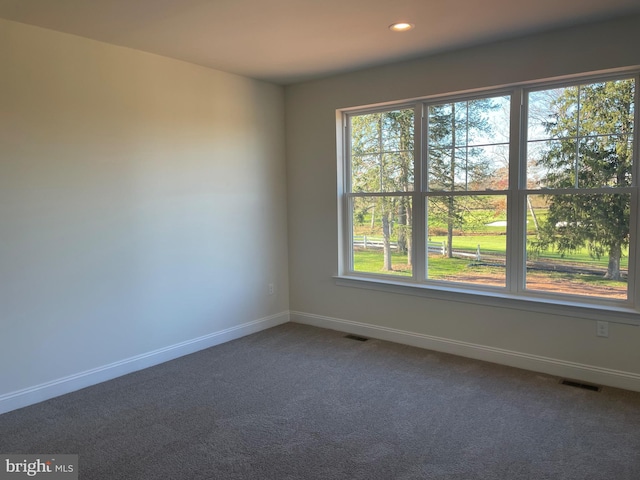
[1,0,639,85]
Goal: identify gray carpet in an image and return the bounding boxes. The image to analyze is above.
[1,323,639,479]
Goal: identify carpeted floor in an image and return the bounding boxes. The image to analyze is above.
[1,322,639,479]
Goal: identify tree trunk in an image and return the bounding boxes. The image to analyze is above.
[527,196,540,237]
[448,105,456,259]
[447,197,454,259]
[382,213,392,271]
[605,243,622,280]
[397,202,407,253]
[370,205,375,232]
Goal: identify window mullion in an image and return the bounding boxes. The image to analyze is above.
[507,88,525,294]
[414,103,426,282]
[339,114,351,275]
[627,189,638,307]
[628,74,640,307]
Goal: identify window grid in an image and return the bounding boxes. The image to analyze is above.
[341,70,640,311]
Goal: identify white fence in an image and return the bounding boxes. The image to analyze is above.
[353,235,396,249]
[353,236,446,255]
[427,241,446,255]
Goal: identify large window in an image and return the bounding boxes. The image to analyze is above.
[340,70,640,319]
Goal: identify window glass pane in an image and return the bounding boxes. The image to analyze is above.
[528,87,579,142]
[527,78,635,189]
[580,80,635,134]
[352,196,412,276]
[426,195,507,287]
[467,97,511,146]
[351,153,380,193]
[351,114,380,154]
[580,134,633,188]
[526,193,629,300]
[382,110,415,151]
[350,109,414,193]
[383,152,414,191]
[428,95,510,191]
[428,103,453,147]
[527,139,578,189]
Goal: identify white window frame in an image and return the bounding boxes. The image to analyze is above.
[336,68,640,326]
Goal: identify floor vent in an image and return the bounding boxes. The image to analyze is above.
[560,379,601,392]
[344,334,369,342]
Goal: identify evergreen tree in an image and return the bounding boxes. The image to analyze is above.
[531,79,635,280]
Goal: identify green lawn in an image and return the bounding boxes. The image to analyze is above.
[429,235,506,255]
[353,249,473,277]
[353,205,628,296]
[353,249,412,276]
[353,247,625,298]
[355,232,628,270]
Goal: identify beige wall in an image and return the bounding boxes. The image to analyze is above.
[0,18,289,406]
[285,15,640,389]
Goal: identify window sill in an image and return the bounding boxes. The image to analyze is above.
[334,275,640,326]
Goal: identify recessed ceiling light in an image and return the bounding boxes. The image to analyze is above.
[389,22,414,32]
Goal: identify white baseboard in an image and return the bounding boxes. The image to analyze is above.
[291,311,640,393]
[0,311,290,415]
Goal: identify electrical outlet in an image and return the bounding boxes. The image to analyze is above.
[596,321,609,338]
[268,283,275,295]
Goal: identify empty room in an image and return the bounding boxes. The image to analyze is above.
[1,1,640,478]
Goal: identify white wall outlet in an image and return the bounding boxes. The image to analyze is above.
[596,321,609,338]
[268,283,275,295]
